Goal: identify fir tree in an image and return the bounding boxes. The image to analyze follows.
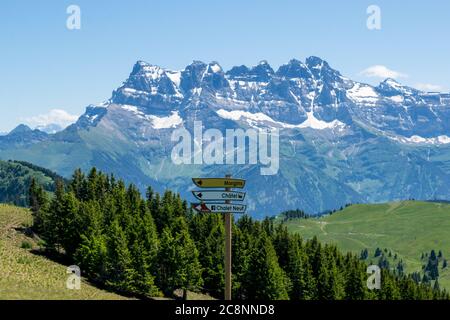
[156,218,202,296]
[285,234,315,300]
[425,250,439,280]
[344,255,367,300]
[244,231,289,300]
[374,247,382,257]
[29,177,49,233]
[202,220,225,297]
[360,249,369,260]
[105,219,136,293]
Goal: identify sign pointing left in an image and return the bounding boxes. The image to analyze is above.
[192,191,246,202]
[192,203,247,214]
[192,178,246,189]
[191,203,212,213]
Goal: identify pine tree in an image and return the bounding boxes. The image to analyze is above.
[81,233,108,280]
[378,270,401,300]
[232,223,253,299]
[86,167,99,201]
[272,223,291,269]
[128,202,160,296]
[202,221,225,297]
[378,255,390,270]
[344,254,367,300]
[425,250,439,280]
[105,219,136,292]
[29,177,49,233]
[244,231,290,300]
[42,179,66,251]
[396,261,404,276]
[360,249,369,260]
[70,168,87,200]
[286,234,315,300]
[316,247,345,300]
[374,247,382,257]
[411,272,421,284]
[58,191,82,257]
[430,249,437,260]
[156,217,203,297]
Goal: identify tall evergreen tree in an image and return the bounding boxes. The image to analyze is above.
[344,254,367,300]
[105,219,136,292]
[156,217,203,296]
[272,224,291,269]
[285,234,315,300]
[244,231,290,300]
[29,177,49,233]
[74,201,108,281]
[316,247,345,300]
[58,191,82,257]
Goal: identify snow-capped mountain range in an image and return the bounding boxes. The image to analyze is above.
[78,57,450,143]
[2,57,450,217]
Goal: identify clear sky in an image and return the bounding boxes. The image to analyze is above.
[1,0,450,132]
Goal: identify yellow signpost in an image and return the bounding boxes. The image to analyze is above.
[192,178,246,189]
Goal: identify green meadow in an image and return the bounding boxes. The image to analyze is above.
[282,201,450,291]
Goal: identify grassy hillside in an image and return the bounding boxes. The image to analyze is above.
[0,160,63,206]
[0,204,127,300]
[0,204,214,300]
[282,201,450,290]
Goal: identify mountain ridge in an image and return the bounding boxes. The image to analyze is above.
[2,56,450,217]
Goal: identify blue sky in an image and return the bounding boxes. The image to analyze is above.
[1,0,450,132]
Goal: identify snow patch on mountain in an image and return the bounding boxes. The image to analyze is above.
[121,105,182,128]
[210,63,222,73]
[393,135,450,145]
[146,111,183,129]
[91,101,110,108]
[122,105,144,116]
[217,109,274,123]
[298,111,345,130]
[347,83,379,105]
[216,109,345,131]
[390,95,404,103]
[140,64,165,80]
[166,70,182,87]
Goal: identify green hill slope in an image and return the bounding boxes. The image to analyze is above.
[0,160,64,206]
[282,201,450,290]
[0,204,128,300]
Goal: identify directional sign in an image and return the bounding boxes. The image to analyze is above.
[192,178,246,189]
[192,191,246,202]
[192,203,247,214]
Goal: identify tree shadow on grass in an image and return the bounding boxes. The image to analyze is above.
[11,227,149,300]
[28,247,151,300]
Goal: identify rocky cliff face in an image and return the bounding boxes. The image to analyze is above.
[2,57,450,217]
